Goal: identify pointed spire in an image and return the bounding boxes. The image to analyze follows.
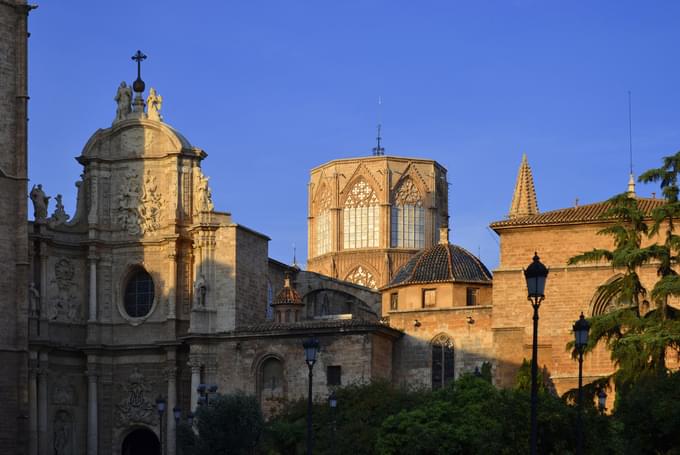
[627,173,636,197]
[508,154,539,219]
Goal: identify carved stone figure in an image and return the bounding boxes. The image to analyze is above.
[193,274,207,308]
[49,194,70,225]
[146,87,163,121]
[49,259,80,322]
[116,169,142,235]
[140,170,163,233]
[28,282,40,317]
[30,184,50,221]
[114,81,132,122]
[115,368,155,427]
[53,410,73,455]
[194,171,214,215]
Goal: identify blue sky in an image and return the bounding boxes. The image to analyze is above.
[27,1,679,269]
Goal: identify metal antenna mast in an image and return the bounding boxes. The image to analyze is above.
[372,96,385,156]
[628,91,633,175]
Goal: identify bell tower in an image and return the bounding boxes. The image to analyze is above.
[0,1,35,453]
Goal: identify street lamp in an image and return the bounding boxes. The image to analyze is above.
[328,391,338,455]
[197,384,219,407]
[597,389,608,414]
[303,337,320,455]
[524,252,549,455]
[173,406,181,424]
[573,312,590,455]
[156,395,166,455]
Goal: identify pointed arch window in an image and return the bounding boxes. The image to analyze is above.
[391,178,424,248]
[345,265,377,289]
[316,188,332,255]
[343,180,380,249]
[431,334,454,389]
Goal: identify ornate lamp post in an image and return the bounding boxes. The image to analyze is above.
[524,253,549,455]
[197,384,219,407]
[156,395,166,455]
[329,391,338,455]
[573,312,590,455]
[303,337,320,455]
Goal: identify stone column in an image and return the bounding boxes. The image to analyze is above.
[188,357,202,412]
[165,365,178,455]
[86,368,98,455]
[88,250,98,322]
[28,353,38,455]
[38,352,48,455]
[167,253,177,319]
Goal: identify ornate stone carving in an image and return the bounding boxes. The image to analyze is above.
[49,194,70,226]
[115,368,156,427]
[345,266,377,289]
[116,169,142,235]
[146,87,163,121]
[163,366,178,381]
[345,180,378,208]
[394,178,422,206]
[53,410,73,455]
[30,184,50,221]
[194,170,214,215]
[140,170,163,232]
[49,259,81,322]
[52,376,76,405]
[114,81,132,123]
[116,169,164,235]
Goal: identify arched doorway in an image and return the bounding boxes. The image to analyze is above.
[121,428,160,455]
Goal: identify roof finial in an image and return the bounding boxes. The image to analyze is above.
[292,243,299,268]
[627,91,636,197]
[439,226,449,245]
[130,50,147,115]
[508,153,539,219]
[372,96,385,156]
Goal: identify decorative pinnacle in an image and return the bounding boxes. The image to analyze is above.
[131,50,147,94]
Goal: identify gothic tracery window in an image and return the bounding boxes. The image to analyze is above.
[343,180,380,249]
[316,188,332,255]
[431,334,454,389]
[345,265,377,289]
[391,178,424,248]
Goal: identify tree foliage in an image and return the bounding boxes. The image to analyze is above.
[179,392,264,455]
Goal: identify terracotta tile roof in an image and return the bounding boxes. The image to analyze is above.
[490,197,664,229]
[272,274,303,305]
[385,243,492,289]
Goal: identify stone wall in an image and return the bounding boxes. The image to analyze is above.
[0,1,30,452]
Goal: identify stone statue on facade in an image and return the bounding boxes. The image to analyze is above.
[49,194,70,225]
[28,282,40,318]
[114,81,132,122]
[193,274,207,308]
[146,87,163,121]
[195,172,214,215]
[53,410,72,455]
[30,184,50,221]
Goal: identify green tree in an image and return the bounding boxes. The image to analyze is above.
[179,392,264,455]
[567,193,658,389]
[614,371,680,454]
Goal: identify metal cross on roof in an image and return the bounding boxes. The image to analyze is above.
[131,50,147,93]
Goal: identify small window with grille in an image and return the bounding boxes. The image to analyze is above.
[423,289,436,308]
[466,287,479,306]
[390,293,398,311]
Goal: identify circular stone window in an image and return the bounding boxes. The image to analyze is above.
[124,268,155,318]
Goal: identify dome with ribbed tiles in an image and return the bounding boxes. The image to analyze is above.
[387,243,492,288]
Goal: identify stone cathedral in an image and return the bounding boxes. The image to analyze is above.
[2,2,672,455]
